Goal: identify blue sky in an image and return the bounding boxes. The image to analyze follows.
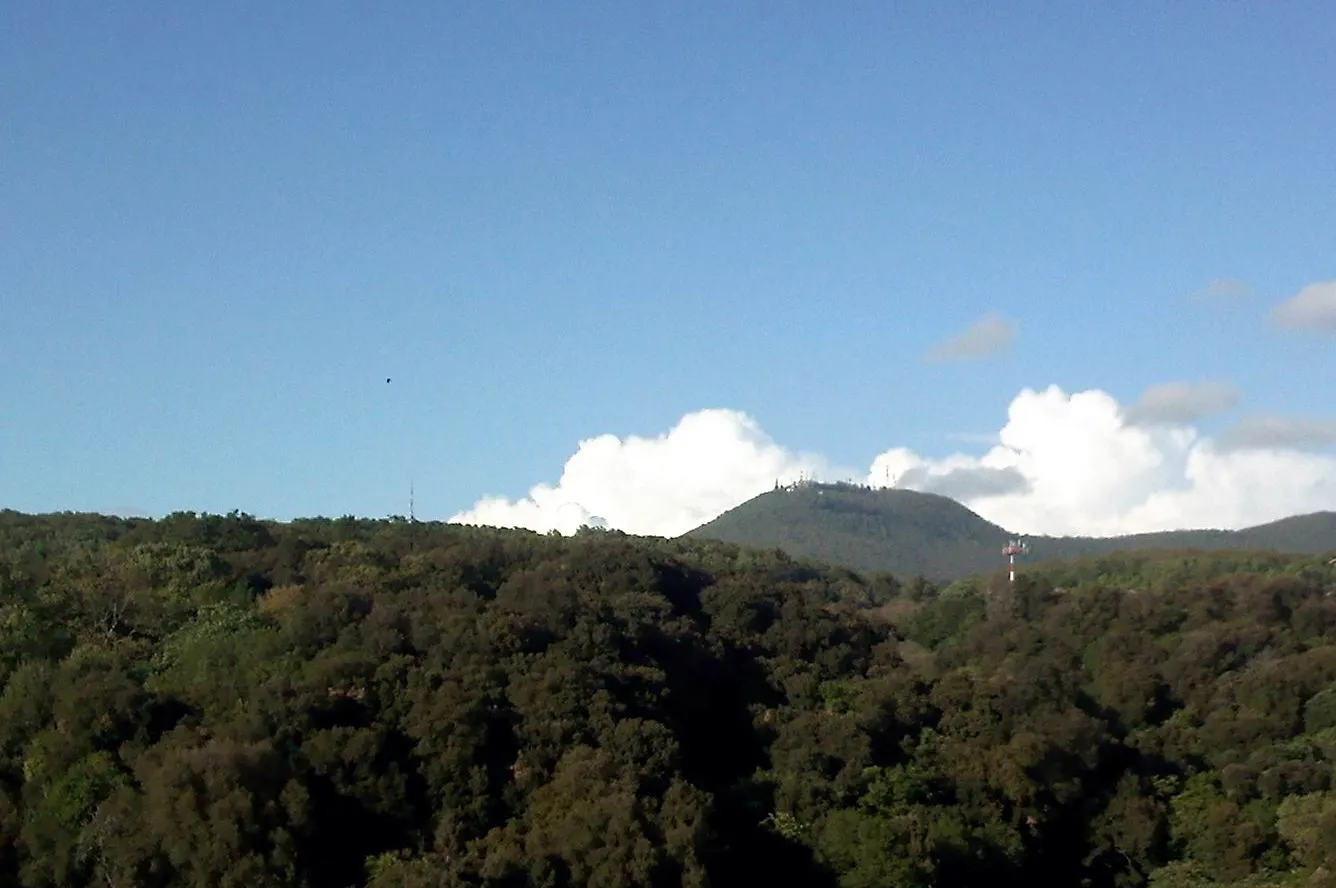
[3,3,1334,527]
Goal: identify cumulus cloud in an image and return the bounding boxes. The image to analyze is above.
[449,409,835,536]
[1217,414,1336,452]
[1122,381,1239,426]
[869,386,1336,535]
[895,464,1030,501]
[1270,280,1336,334]
[923,312,1016,362]
[451,389,1336,540]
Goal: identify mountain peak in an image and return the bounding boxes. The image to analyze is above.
[686,485,1336,581]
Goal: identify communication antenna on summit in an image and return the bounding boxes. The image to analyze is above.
[409,478,415,523]
[1002,539,1029,585]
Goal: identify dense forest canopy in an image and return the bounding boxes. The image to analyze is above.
[2,508,1336,886]
[686,483,1336,581]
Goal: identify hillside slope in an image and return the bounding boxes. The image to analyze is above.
[684,484,1012,579]
[7,509,1336,886]
[685,483,1336,580]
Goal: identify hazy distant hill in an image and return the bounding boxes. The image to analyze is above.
[684,482,1336,581]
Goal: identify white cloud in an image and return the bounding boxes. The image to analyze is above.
[869,386,1336,536]
[1217,414,1336,452]
[451,388,1336,540]
[896,464,1030,500]
[449,409,835,537]
[923,312,1016,362]
[1122,381,1239,426]
[1271,280,1336,334]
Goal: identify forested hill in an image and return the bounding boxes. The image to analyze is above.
[685,483,1336,580]
[6,510,1336,886]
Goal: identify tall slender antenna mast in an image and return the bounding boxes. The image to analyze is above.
[1002,539,1029,584]
[409,478,415,523]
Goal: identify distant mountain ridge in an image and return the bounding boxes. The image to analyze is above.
[684,482,1336,581]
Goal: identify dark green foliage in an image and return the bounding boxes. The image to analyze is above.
[900,581,986,649]
[3,508,1336,886]
[686,483,1336,581]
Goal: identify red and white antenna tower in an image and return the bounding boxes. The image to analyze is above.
[1002,539,1029,584]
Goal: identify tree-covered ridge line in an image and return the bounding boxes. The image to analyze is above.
[4,509,1336,886]
[686,484,1336,581]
